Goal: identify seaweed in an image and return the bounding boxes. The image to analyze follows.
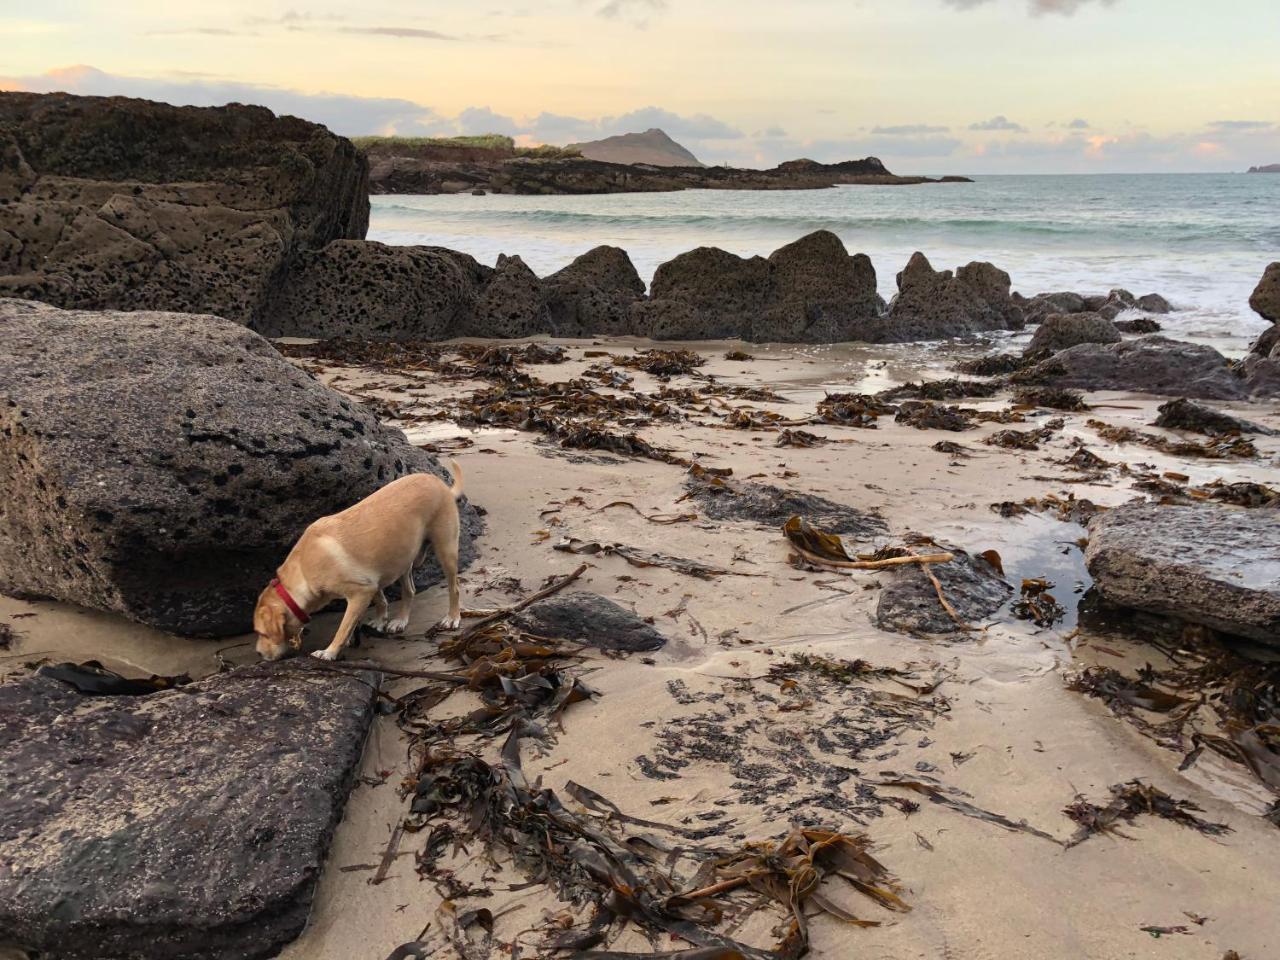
[1063,780,1231,847]
[991,493,1104,525]
[1012,578,1067,627]
[775,429,828,448]
[894,402,975,432]
[931,440,969,457]
[553,536,735,580]
[872,773,1060,843]
[614,349,706,377]
[1013,387,1090,411]
[983,423,1060,451]
[813,393,894,428]
[35,661,190,696]
[879,379,999,402]
[1088,419,1257,459]
[955,350,1050,376]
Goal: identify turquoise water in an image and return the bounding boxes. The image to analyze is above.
[369,174,1279,352]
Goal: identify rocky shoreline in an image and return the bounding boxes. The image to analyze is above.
[3,90,1280,960]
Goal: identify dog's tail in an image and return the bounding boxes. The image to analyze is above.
[448,458,465,500]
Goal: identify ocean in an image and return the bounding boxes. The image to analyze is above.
[369,173,1279,354]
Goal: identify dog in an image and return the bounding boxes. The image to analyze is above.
[253,461,465,661]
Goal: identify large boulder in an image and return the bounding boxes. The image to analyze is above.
[883,253,1024,341]
[0,92,368,327]
[1020,291,1089,326]
[262,240,491,339]
[754,230,884,342]
[1026,312,1122,354]
[1249,262,1280,323]
[1014,336,1249,400]
[465,253,550,338]
[542,245,645,336]
[511,592,668,651]
[0,661,377,960]
[637,246,772,340]
[0,298,481,635]
[876,542,1012,635]
[1085,503,1280,645]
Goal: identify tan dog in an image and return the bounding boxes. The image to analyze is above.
[253,462,465,661]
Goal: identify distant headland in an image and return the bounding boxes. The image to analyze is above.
[358,128,972,195]
[1247,163,1280,173]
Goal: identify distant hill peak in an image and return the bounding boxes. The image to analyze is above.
[1247,163,1280,173]
[570,128,704,168]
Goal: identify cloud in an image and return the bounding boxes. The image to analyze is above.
[606,106,743,139]
[871,123,950,135]
[1067,118,1090,129]
[598,0,666,22]
[337,26,501,41]
[761,126,787,138]
[943,0,1119,12]
[457,106,521,136]
[969,115,1026,132]
[1208,120,1273,131]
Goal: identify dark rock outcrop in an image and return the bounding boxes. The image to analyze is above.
[1019,291,1088,326]
[0,660,377,960]
[1015,336,1253,400]
[542,245,645,336]
[1153,398,1275,436]
[512,592,668,651]
[638,246,773,340]
[757,231,885,342]
[0,92,368,327]
[1135,293,1173,314]
[0,298,481,636]
[1113,316,1162,334]
[876,543,1012,635]
[883,253,1024,340]
[1249,262,1280,323]
[466,254,550,338]
[1086,503,1280,645]
[1026,313,1122,354]
[262,240,491,339]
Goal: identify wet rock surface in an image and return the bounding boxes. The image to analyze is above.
[883,253,1024,341]
[1153,397,1276,436]
[1085,503,1280,645]
[542,245,645,337]
[1249,261,1280,323]
[876,543,1012,635]
[0,660,378,960]
[1026,313,1122,354]
[1015,336,1254,400]
[684,472,888,540]
[0,298,481,635]
[511,591,668,651]
[0,92,368,327]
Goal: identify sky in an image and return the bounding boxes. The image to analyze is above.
[2,0,1279,173]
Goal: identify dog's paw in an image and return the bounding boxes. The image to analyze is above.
[365,615,390,633]
[438,614,462,630]
[386,616,410,635]
[310,649,338,661]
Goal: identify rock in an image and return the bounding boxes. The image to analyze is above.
[1153,397,1275,436]
[1249,262,1280,323]
[262,240,491,339]
[1021,291,1089,325]
[1113,316,1162,334]
[0,92,368,327]
[1249,324,1280,361]
[754,231,883,342]
[1026,313,1122,354]
[1135,293,1173,314]
[883,253,1023,341]
[0,298,481,635]
[511,592,667,651]
[466,254,549,338]
[684,471,887,540]
[542,245,645,337]
[640,246,772,340]
[1085,503,1280,645]
[1014,336,1248,400]
[0,660,377,960]
[876,543,1012,635]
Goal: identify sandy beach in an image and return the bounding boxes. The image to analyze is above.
[5,334,1277,960]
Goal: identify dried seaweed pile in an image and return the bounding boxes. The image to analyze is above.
[894,402,976,432]
[1132,473,1280,509]
[983,419,1064,451]
[879,379,1000,402]
[991,493,1105,525]
[1012,578,1067,627]
[1013,387,1090,411]
[955,350,1050,377]
[612,348,706,378]
[1069,645,1280,823]
[634,658,948,826]
[1063,780,1231,847]
[1088,419,1258,460]
[813,393,895,428]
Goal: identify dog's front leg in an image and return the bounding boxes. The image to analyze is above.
[312,589,376,661]
[386,570,416,634]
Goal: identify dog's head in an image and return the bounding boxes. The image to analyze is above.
[253,586,305,660]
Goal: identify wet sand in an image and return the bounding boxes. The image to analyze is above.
[4,336,1278,960]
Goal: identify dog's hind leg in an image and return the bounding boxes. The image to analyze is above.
[366,590,390,632]
[386,569,416,634]
[431,529,462,630]
[312,588,376,661]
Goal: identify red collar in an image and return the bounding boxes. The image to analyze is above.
[271,578,311,625]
